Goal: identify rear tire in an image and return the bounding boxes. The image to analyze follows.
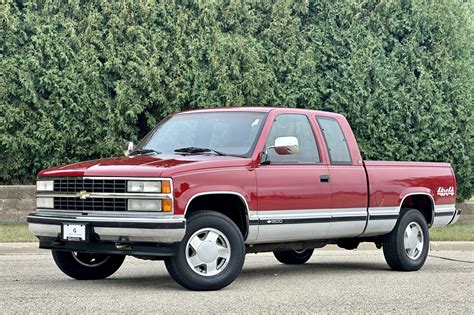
[383,208,429,271]
[273,249,314,265]
[52,250,125,280]
[165,211,245,291]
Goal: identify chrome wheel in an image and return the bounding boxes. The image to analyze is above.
[165,211,245,290]
[404,222,424,260]
[185,228,231,277]
[72,252,110,267]
[383,209,429,271]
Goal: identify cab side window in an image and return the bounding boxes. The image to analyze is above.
[265,114,320,164]
[316,116,352,164]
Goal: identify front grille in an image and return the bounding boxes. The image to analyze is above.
[54,197,127,211]
[53,178,126,193]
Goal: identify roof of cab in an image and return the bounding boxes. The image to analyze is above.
[175,106,344,118]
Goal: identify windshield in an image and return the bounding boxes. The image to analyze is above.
[135,111,267,157]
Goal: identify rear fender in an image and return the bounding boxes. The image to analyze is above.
[398,188,435,226]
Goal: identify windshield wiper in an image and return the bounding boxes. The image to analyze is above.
[130,148,162,156]
[174,147,226,156]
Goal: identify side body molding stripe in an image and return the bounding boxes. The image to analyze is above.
[183,191,455,243]
[256,216,369,225]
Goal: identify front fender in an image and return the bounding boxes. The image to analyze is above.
[171,168,257,216]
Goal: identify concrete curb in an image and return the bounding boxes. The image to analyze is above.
[0,241,472,255]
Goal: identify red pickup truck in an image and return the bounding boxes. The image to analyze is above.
[28,107,461,290]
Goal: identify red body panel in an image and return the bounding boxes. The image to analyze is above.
[328,165,368,209]
[37,107,457,218]
[255,165,331,211]
[172,165,257,216]
[38,155,252,179]
[364,161,456,207]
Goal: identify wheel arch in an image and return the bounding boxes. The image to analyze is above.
[399,192,435,227]
[184,191,250,239]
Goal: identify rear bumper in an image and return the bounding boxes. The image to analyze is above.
[448,208,462,225]
[27,210,186,243]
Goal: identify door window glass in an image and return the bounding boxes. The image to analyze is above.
[264,114,320,164]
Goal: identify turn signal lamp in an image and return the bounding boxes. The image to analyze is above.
[162,199,172,212]
[162,181,172,194]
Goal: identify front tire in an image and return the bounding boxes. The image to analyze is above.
[383,209,429,271]
[52,250,125,280]
[165,211,245,291]
[273,249,314,265]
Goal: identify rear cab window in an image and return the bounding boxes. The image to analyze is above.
[316,116,352,164]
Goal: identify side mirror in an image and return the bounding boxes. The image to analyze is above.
[273,136,299,155]
[124,141,135,157]
[261,136,299,165]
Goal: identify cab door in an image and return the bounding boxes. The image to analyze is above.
[315,116,368,238]
[255,113,331,243]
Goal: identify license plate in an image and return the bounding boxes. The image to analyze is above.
[63,223,86,241]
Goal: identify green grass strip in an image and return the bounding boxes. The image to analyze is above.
[0,223,38,243]
[429,221,474,241]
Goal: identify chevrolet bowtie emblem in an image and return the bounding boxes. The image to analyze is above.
[76,190,91,200]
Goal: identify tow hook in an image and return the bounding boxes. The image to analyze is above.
[115,243,133,250]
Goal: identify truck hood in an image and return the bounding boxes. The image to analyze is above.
[38,154,251,178]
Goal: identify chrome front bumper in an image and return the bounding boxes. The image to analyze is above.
[27,210,186,243]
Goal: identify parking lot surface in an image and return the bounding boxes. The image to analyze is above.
[1,245,472,313]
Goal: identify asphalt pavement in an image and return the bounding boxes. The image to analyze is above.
[0,244,472,313]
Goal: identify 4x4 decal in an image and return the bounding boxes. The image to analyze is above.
[437,187,454,197]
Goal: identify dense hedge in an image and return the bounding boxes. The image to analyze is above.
[1,1,472,200]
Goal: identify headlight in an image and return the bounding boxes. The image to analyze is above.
[127,180,171,193]
[37,180,54,191]
[37,197,54,208]
[128,199,162,211]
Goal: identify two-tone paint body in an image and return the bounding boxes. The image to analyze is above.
[31,107,460,248]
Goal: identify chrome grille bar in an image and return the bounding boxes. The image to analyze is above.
[53,178,126,193]
[53,197,127,212]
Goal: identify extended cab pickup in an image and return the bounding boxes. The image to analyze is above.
[28,107,461,290]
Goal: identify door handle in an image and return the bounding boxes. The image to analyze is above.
[320,175,330,183]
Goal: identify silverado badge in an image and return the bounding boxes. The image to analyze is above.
[76,190,91,200]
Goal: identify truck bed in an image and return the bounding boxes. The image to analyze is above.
[363,160,456,233]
